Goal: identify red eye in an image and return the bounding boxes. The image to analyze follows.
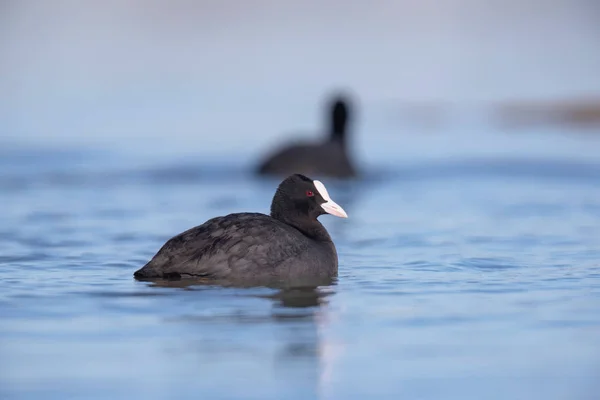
[306,190,314,197]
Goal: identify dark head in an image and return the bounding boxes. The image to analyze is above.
[328,96,351,143]
[270,174,348,236]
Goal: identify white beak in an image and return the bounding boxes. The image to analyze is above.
[321,199,348,218]
[314,180,348,219]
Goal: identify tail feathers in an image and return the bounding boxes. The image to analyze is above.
[256,158,273,174]
[133,262,159,278]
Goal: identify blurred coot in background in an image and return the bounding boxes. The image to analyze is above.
[257,94,357,178]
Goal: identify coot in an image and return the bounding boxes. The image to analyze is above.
[134,174,348,286]
[256,95,357,178]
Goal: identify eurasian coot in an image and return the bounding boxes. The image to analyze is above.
[256,95,357,178]
[134,174,348,286]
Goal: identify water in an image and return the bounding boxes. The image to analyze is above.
[1,130,599,400]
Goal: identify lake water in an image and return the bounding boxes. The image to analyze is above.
[1,124,599,399]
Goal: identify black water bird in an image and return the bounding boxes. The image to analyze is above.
[257,95,357,178]
[134,174,348,287]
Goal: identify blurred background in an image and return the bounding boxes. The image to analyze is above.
[1,1,599,399]
[2,0,600,160]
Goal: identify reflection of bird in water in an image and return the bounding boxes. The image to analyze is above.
[257,94,358,179]
[268,286,333,308]
[140,279,343,398]
[269,285,342,399]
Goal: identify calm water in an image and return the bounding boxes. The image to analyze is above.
[1,134,600,399]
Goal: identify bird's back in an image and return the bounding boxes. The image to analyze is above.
[257,140,356,178]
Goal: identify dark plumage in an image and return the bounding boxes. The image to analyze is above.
[257,95,357,178]
[134,174,348,287]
